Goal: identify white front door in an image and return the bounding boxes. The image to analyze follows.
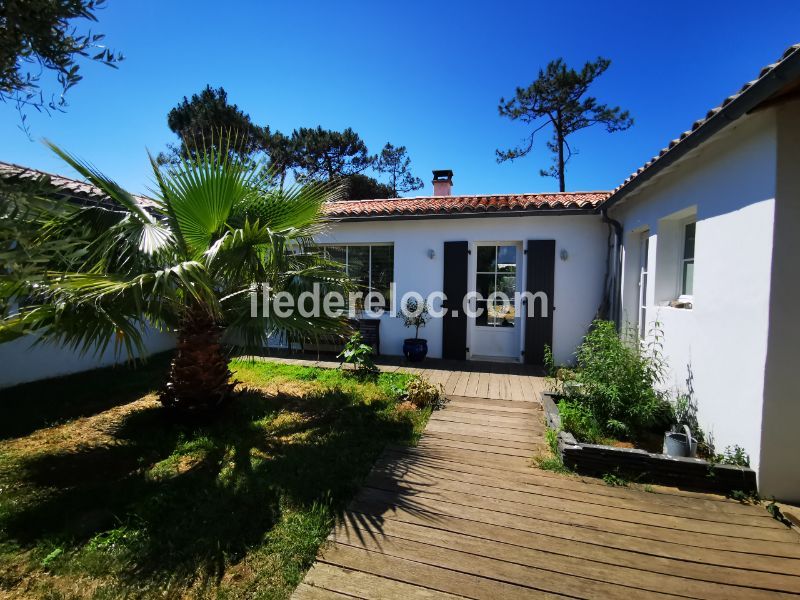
[468,242,522,361]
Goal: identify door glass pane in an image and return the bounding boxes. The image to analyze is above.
[496,274,516,298]
[488,301,515,327]
[475,300,489,326]
[476,273,495,298]
[476,246,496,272]
[497,245,517,272]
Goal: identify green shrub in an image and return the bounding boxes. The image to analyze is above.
[714,445,750,467]
[533,427,571,474]
[558,399,604,443]
[338,332,377,373]
[405,376,446,409]
[563,320,673,440]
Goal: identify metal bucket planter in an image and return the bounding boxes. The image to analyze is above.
[663,424,698,458]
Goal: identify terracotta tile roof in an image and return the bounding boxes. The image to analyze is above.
[609,43,800,204]
[323,191,609,219]
[0,161,158,210]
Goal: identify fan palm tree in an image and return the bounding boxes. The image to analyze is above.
[0,139,351,411]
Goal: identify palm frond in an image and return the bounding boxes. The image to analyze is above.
[153,146,260,260]
[44,141,174,257]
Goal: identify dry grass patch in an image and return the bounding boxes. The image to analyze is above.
[0,354,426,599]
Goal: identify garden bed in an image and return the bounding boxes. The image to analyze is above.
[541,391,758,495]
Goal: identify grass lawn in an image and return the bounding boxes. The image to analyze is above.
[0,354,428,599]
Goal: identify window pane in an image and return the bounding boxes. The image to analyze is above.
[496,274,516,298]
[347,246,370,289]
[476,246,496,272]
[370,245,393,308]
[683,222,696,260]
[476,274,495,297]
[682,260,694,296]
[326,246,346,265]
[497,245,517,272]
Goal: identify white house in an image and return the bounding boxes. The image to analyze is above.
[316,184,609,366]
[603,44,800,501]
[2,44,798,499]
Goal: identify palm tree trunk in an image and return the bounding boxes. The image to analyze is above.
[159,307,235,411]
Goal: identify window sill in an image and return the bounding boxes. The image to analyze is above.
[655,300,693,311]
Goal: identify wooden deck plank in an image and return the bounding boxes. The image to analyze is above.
[445,395,542,410]
[303,563,468,599]
[424,420,541,445]
[292,582,356,599]
[422,430,542,452]
[453,371,470,396]
[443,371,461,396]
[465,370,481,397]
[445,399,539,415]
[416,436,540,458]
[487,372,502,399]
[440,404,541,419]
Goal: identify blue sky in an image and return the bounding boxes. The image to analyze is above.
[2,0,799,197]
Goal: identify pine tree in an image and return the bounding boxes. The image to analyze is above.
[497,57,633,191]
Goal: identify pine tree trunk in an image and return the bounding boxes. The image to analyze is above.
[159,307,236,412]
[557,131,566,192]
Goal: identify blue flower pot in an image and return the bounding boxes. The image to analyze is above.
[403,338,428,362]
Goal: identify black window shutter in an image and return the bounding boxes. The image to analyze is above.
[442,241,468,360]
[525,240,555,365]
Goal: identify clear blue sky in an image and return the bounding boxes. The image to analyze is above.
[2,0,799,197]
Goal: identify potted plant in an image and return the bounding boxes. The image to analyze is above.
[401,297,429,362]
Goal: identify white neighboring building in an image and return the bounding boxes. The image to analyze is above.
[0,162,176,389]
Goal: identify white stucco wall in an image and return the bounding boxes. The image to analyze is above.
[760,99,800,502]
[0,327,175,389]
[611,109,777,479]
[313,214,607,364]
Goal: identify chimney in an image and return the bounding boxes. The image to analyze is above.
[432,169,453,196]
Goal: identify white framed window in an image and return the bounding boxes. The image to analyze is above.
[680,221,695,299]
[319,244,394,309]
[638,230,649,339]
[654,207,696,308]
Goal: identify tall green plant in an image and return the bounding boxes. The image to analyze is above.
[0,137,351,412]
[564,320,672,439]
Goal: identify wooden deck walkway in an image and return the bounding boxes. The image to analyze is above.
[247,353,546,402]
[267,356,800,599]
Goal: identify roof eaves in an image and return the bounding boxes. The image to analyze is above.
[324,206,601,222]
